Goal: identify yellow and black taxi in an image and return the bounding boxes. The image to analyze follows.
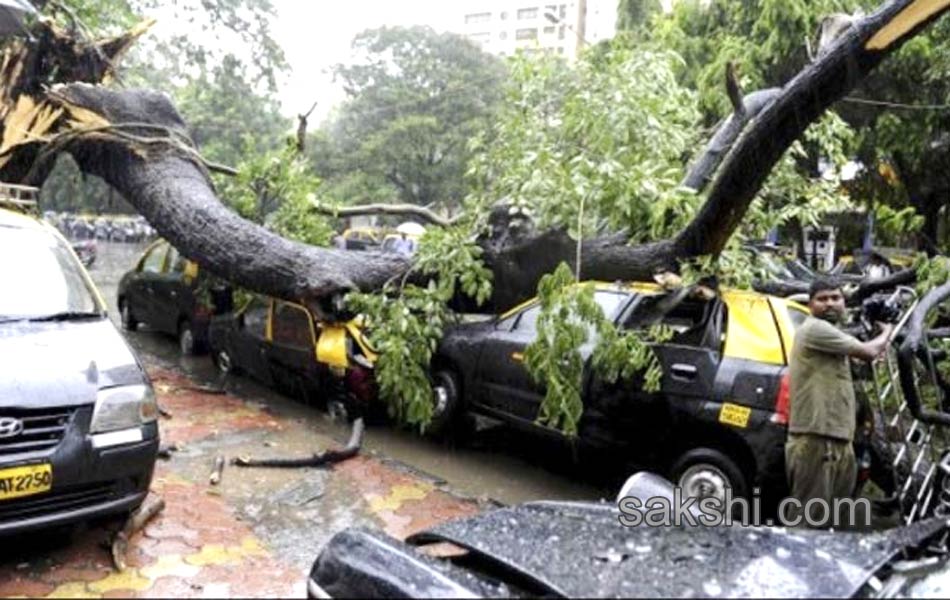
[208,296,378,415]
[430,281,808,505]
[0,194,158,535]
[118,239,232,355]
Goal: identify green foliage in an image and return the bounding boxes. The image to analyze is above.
[523,263,670,437]
[217,143,333,246]
[874,205,924,246]
[347,228,492,430]
[617,0,662,32]
[523,264,597,436]
[312,26,505,210]
[913,253,950,296]
[741,112,857,241]
[52,0,139,34]
[467,42,702,240]
[171,54,291,167]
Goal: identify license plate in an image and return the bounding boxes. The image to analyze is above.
[719,403,752,428]
[0,463,53,501]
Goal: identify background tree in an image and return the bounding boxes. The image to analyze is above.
[312,26,505,211]
[640,0,950,252]
[617,0,663,32]
[37,0,291,213]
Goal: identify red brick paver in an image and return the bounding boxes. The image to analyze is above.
[0,365,480,598]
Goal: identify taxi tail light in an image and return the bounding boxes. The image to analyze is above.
[772,372,790,425]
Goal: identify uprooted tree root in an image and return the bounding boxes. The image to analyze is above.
[232,418,365,469]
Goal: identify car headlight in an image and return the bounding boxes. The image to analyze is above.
[90,384,158,434]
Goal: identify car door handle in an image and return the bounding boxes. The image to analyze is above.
[511,352,524,363]
[670,363,697,381]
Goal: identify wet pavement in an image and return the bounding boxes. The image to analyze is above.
[0,242,609,598]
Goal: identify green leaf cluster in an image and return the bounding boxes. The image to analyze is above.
[467,42,702,240]
[216,143,333,247]
[523,263,669,437]
[311,26,505,211]
[347,228,492,430]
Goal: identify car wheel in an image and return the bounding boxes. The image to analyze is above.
[178,321,196,356]
[671,448,749,503]
[426,369,464,438]
[120,300,138,332]
[213,348,237,375]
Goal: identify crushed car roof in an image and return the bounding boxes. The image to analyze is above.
[407,501,947,598]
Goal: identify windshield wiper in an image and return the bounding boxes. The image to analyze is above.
[28,311,105,323]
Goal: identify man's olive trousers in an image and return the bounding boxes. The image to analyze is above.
[785,433,856,528]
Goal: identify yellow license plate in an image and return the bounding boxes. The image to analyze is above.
[719,403,752,429]
[0,463,53,501]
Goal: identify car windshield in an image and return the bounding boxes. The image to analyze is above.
[0,227,101,321]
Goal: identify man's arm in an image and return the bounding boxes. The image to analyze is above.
[848,323,895,362]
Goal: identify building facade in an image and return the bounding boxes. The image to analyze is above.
[457,0,617,61]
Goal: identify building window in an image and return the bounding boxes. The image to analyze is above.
[517,7,538,20]
[543,25,555,34]
[499,31,508,40]
[559,25,566,39]
[559,4,567,18]
[465,12,491,24]
[470,32,491,44]
[500,11,508,20]
[516,28,538,40]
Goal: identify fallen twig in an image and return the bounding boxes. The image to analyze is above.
[157,443,181,460]
[233,418,365,469]
[158,405,173,419]
[209,455,225,485]
[111,495,165,571]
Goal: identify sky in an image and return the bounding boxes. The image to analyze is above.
[268,1,459,124]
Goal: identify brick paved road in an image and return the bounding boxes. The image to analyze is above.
[0,367,483,598]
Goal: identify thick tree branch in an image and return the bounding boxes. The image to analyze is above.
[311,201,459,227]
[677,0,950,257]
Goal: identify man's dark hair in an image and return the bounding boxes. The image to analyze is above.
[809,276,842,299]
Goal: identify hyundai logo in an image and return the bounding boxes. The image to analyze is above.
[0,417,24,439]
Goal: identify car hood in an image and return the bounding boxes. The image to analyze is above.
[0,318,146,408]
[407,502,948,598]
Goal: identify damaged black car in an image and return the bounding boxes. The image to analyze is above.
[307,280,950,598]
[429,281,809,506]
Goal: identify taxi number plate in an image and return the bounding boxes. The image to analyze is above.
[718,403,752,428]
[0,463,53,501]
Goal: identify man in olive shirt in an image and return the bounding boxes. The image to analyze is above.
[786,277,893,527]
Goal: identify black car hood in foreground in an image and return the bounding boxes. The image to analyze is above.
[0,318,146,408]
[311,501,950,598]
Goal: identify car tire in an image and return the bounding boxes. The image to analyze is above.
[213,348,238,375]
[120,300,138,332]
[426,369,464,438]
[671,447,750,502]
[178,320,197,356]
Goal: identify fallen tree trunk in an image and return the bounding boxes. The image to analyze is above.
[0,0,947,312]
